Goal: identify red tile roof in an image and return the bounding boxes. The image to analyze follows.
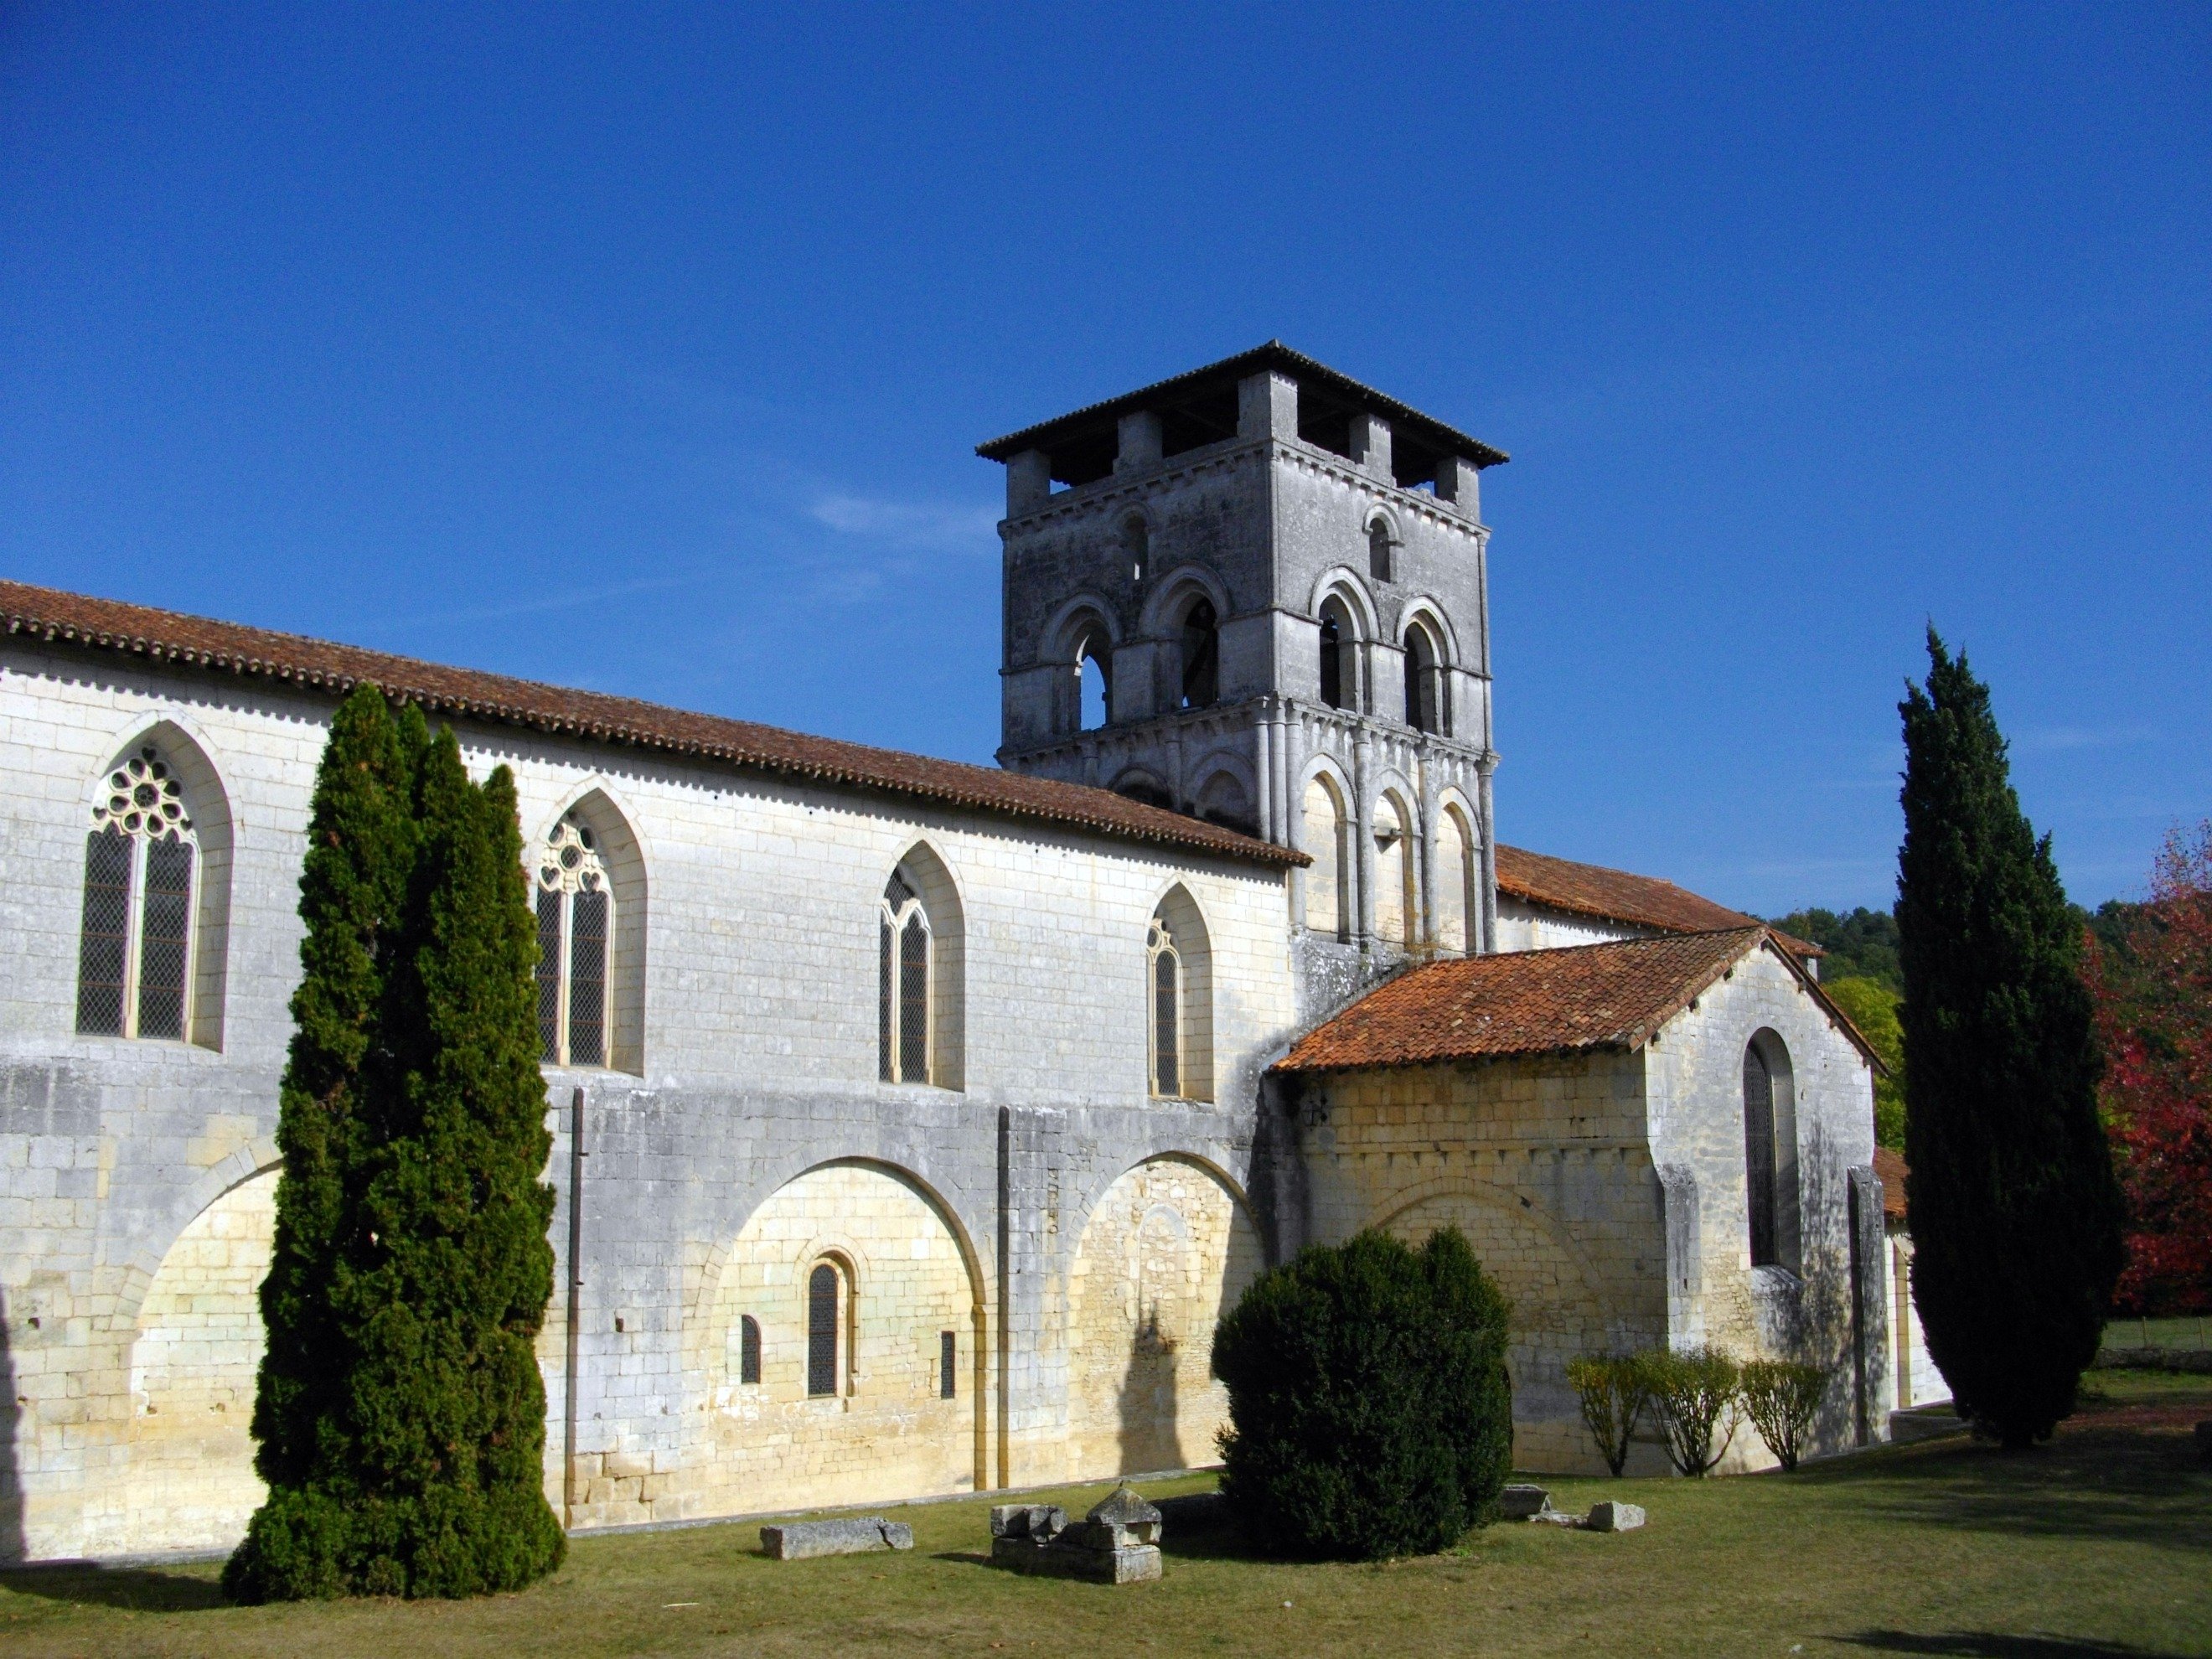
[1496,844,1821,957]
[1274,928,1883,1073]
[0,580,1303,868]
[1873,1146,1909,1222]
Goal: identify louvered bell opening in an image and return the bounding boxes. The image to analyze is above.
[899,914,929,1084]
[134,835,194,1040]
[567,888,608,1067]
[807,1264,839,1398]
[535,890,564,1062]
[75,828,132,1036]
[1153,950,1180,1097]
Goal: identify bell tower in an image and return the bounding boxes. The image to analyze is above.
[980,344,1508,982]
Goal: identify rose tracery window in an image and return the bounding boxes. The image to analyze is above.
[879,870,932,1084]
[535,815,611,1067]
[76,746,198,1040]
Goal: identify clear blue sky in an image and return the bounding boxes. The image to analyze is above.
[5,4,2205,913]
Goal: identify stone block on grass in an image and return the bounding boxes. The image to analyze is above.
[760,1517,914,1560]
[1584,1501,1646,1532]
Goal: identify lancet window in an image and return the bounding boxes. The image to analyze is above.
[1148,915,1182,1098]
[879,869,933,1083]
[1744,1041,1779,1268]
[535,814,612,1067]
[76,745,199,1041]
[807,1261,843,1398]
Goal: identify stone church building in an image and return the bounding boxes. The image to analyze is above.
[0,345,1891,1562]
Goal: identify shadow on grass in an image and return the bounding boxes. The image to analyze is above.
[0,1563,227,1612]
[1789,1424,2211,1553]
[1832,1632,2190,1658]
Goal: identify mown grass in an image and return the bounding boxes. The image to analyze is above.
[4,1374,2206,1659]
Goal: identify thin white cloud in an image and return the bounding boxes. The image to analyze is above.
[808,493,999,551]
[2016,724,2158,753]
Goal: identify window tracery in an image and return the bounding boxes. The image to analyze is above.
[879,870,932,1083]
[1148,916,1182,1098]
[76,745,199,1040]
[535,815,611,1067]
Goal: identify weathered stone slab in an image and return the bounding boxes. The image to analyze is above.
[1500,1484,1552,1519]
[989,1503,1067,1541]
[990,1483,1164,1583]
[1584,1501,1645,1532]
[759,1517,914,1560]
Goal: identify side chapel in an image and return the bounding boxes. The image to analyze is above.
[0,345,1897,1561]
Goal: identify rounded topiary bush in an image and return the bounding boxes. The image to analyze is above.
[1211,1227,1512,1560]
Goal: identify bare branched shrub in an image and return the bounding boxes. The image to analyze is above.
[1739,1359,1829,1472]
[1565,1354,1652,1476]
[1641,1346,1742,1477]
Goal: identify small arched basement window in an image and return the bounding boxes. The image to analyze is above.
[880,870,933,1083]
[1148,915,1181,1098]
[806,1263,841,1398]
[1178,597,1219,710]
[535,815,612,1067]
[76,745,199,1041]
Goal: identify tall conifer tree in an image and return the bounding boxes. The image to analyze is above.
[230,708,562,1599]
[1897,631,2124,1447]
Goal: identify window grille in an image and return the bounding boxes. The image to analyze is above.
[807,1264,839,1398]
[534,815,612,1067]
[75,747,199,1040]
[1744,1042,1779,1267]
[879,871,931,1084]
[940,1330,957,1399]
[1148,917,1181,1098]
[739,1314,762,1386]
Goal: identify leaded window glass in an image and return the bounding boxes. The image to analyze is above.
[1148,917,1181,1098]
[879,870,931,1084]
[739,1314,762,1386]
[535,815,613,1067]
[1744,1042,1779,1268]
[75,746,199,1041]
[807,1263,839,1398]
[940,1330,957,1400]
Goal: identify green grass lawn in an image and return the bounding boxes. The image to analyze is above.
[5,1373,2207,1659]
[2101,1315,2212,1357]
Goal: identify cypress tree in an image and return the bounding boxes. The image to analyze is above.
[1897,630,2124,1448]
[229,711,562,1599]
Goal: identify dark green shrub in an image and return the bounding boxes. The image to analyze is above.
[1212,1227,1512,1560]
[1739,1359,1828,1472]
[1564,1353,1652,1476]
[1898,631,2125,1447]
[1641,1346,1741,1477]
[228,706,563,1601]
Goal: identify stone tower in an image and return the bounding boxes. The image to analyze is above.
[981,344,1507,1006]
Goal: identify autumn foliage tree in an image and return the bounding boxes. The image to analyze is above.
[2084,821,2212,1316]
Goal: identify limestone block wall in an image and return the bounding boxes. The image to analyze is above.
[1289,1050,1667,1474]
[1493,898,1643,954]
[0,645,1300,1560]
[1642,944,1886,1466]
[1886,1230,1948,1409]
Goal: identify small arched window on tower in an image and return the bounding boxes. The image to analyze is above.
[807,1262,842,1398]
[1074,628,1112,731]
[76,744,199,1040]
[535,815,612,1067]
[1148,914,1182,1098]
[1317,594,1359,711]
[880,869,933,1083]
[1438,803,1476,954]
[1178,597,1220,710]
[1123,514,1150,585]
[1368,519,1395,583]
[1403,619,1446,735]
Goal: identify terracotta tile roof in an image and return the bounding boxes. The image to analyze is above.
[1274,926,1884,1074]
[1496,844,1822,958]
[0,579,1304,869]
[1873,1146,1910,1222]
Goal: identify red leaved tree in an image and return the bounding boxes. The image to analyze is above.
[2084,821,2212,1315]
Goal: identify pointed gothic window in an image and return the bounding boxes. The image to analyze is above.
[76,745,199,1040]
[1148,916,1182,1098]
[879,870,932,1083]
[535,815,612,1067]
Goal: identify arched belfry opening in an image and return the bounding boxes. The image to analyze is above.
[1177,596,1219,711]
